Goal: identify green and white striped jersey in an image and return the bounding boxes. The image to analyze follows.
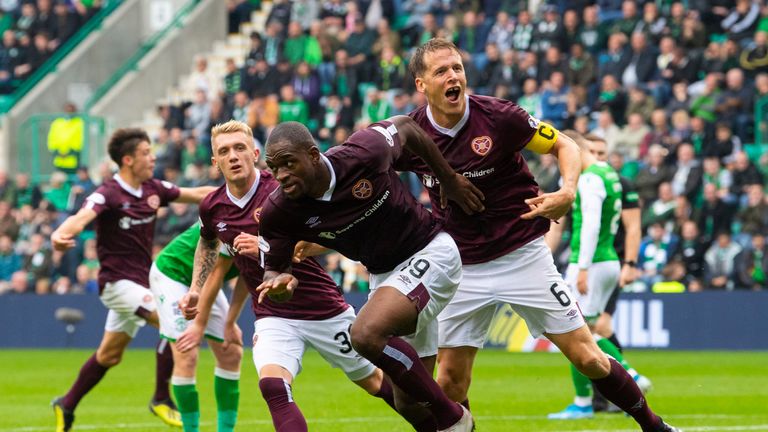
[569,162,623,267]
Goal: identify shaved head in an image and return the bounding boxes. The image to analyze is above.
[266,121,316,152]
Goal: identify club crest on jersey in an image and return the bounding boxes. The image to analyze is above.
[471,136,493,156]
[147,194,160,209]
[253,207,262,223]
[352,179,373,199]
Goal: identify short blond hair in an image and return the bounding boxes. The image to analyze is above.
[211,120,253,143]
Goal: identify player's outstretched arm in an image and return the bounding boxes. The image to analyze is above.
[51,208,97,251]
[177,253,231,352]
[222,276,247,350]
[180,236,222,319]
[523,131,580,221]
[292,241,329,263]
[175,186,217,204]
[389,115,485,214]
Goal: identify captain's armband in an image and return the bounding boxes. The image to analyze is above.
[525,121,559,154]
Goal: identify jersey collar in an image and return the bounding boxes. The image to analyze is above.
[226,169,261,209]
[426,94,470,138]
[114,173,142,198]
[317,153,336,202]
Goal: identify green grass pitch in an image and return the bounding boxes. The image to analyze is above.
[1,349,766,431]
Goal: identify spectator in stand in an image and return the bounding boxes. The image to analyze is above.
[265,0,291,30]
[690,73,721,123]
[638,222,679,289]
[716,68,753,140]
[0,171,14,203]
[695,183,736,246]
[735,234,768,290]
[0,200,19,241]
[674,220,707,287]
[704,231,743,290]
[44,171,71,214]
[591,110,621,150]
[538,45,567,83]
[487,10,514,53]
[622,32,658,89]
[516,78,541,119]
[722,0,760,44]
[731,153,765,200]
[740,31,768,75]
[737,184,768,236]
[456,10,488,68]
[670,143,703,203]
[291,60,321,112]
[567,42,597,90]
[579,5,607,54]
[599,32,629,80]
[186,89,211,140]
[643,182,678,232]
[594,74,628,125]
[241,58,279,99]
[19,232,53,294]
[635,144,673,205]
[636,2,667,44]
[343,15,376,93]
[376,45,407,93]
[52,0,81,49]
[664,82,690,117]
[540,71,569,129]
[231,90,250,124]
[278,83,308,125]
[614,112,650,160]
[489,48,521,101]
[0,233,22,293]
[702,156,734,202]
[319,0,346,29]
[533,4,565,53]
[511,9,534,52]
[14,173,41,209]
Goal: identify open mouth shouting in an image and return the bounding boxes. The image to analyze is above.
[445,86,461,103]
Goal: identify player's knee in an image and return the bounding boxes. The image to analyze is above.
[349,321,386,359]
[438,369,470,401]
[96,349,123,367]
[573,350,608,378]
[220,345,243,369]
[258,377,292,407]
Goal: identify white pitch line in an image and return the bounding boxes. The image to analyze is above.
[7,416,768,431]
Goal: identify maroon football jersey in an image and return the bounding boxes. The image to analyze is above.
[260,120,442,275]
[84,175,180,292]
[199,170,348,321]
[403,95,550,264]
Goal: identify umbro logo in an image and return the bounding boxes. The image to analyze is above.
[305,216,321,228]
[216,222,227,232]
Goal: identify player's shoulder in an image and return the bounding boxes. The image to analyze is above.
[470,94,530,120]
[200,183,228,213]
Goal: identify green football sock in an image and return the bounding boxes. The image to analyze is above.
[172,377,199,432]
[570,363,593,397]
[214,368,240,432]
[596,336,635,374]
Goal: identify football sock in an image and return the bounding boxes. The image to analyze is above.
[214,368,240,432]
[570,363,594,399]
[371,337,463,430]
[596,336,635,375]
[259,377,308,432]
[373,377,396,411]
[153,339,174,402]
[591,358,662,431]
[608,333,624,352]
[172,376,199,432]
[411,416,439,432]
[460,399,470,411]
[61,352,109,410]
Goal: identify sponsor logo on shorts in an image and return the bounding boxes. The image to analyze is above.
[147,194,160,209]
[566,308,579,320]
[397,274,413,286]
[352,179,373,199]
[471,136,493,156]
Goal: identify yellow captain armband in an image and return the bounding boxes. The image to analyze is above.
[525,121,559,154]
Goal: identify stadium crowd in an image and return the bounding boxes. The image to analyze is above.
[1,0,768,295]
[0,0,103,94]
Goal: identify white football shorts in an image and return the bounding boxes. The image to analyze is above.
[438,236,585,348]
[564,260,621,322]
[101,279,157,338]
[149,263,230,341]
[252,306,376,382]
[369,232,462,357]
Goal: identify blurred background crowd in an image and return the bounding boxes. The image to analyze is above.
[1,0,767,296]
